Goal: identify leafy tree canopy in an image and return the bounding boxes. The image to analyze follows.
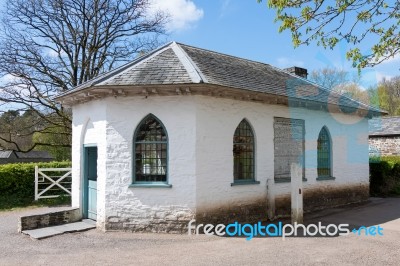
[259,0,400,69]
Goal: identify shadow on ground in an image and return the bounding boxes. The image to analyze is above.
[220,197,400,238]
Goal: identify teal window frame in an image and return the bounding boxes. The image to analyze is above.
[131,114,171,188]
[317,126,335,181]
[232,119,259,186]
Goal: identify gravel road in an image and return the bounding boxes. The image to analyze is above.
[1,198,399,266]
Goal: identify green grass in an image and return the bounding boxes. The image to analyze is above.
[0,195,71,211]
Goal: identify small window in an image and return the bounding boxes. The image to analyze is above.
[133,114,168,183]
[317,126,332,178]
[233,119,255,182]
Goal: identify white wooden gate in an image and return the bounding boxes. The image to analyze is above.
[34,166,72,200]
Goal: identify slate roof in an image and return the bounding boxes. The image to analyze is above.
[15,151,53,159]
[369,116,400,136]
[0,150,53,159]
[56,42,382,115]
[0,150,13,158]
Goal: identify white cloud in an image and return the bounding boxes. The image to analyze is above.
[151,0,204,32]
[276,57,305,68]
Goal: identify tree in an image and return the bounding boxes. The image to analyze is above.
[376,76,400,115]
[0,0,168,153]
[335,82,370,105]
[309,67,370,104]
[33,128,72,161]
[0,110,39,150]
[309,67,357,90]
[259,0,400,69]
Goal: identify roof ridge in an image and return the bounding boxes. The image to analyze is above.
[176,42,382,113]
[175,42,273,68]
[171,42,206,83]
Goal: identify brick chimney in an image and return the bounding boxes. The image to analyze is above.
[284,67,308,79]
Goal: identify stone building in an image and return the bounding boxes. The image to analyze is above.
[369,116,400,156]
[55,42,382,232]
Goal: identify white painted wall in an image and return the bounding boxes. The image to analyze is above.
[103,95,197,230]
[71,93,369,229]
[71,100,107,226]
[194,96,369,211]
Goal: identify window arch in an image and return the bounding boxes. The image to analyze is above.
[233,119,255,182]
[317,126,332,178]
[133,114,168,183]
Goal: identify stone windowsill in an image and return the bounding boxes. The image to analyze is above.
[231,180,260,186]
[316,176,336,181]
[274,178,308,183]
[129,183,172,188]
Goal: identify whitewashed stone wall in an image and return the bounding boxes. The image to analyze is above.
[71,100,107,228]
[194,96,369,222]
[103,96,197,232]
[72,94,370,231]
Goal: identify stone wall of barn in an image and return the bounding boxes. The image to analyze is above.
[369,136,400,156]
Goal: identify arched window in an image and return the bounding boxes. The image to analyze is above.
[233,119,255,182]
[133,114,168,183]
[317,126,332,178]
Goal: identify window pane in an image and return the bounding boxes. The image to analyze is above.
[134,115,167,182]
[317,127,331,177]
[233,119,254,180]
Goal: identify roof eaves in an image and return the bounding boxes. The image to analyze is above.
[171,42,207,83]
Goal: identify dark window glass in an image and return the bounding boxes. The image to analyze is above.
[233,119,255,181]
[134,115,167,182]
[317,127,331,177]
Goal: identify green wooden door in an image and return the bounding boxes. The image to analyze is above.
[84,146,98,220]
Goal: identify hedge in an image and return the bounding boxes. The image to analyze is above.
[0,161,71,210]
[370,156,400,197]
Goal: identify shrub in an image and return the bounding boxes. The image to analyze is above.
[370,156,400,197]
[0,161,71,210]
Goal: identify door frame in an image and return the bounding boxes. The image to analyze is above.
[82,144,98,219]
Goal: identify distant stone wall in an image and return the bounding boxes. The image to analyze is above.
[369,136,400,156]
[18,208,81,232]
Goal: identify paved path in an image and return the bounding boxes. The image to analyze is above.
[0,198,399,266]
[22,219,96,240]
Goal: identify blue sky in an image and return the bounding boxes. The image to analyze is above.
[161,0,399,89]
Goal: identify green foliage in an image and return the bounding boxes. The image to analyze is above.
[33,128,72,161]
[0,110,39,150]
[259,0,400,70]
[0,161,71,210]
[376,77,400,116]
[370,156,400,197]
